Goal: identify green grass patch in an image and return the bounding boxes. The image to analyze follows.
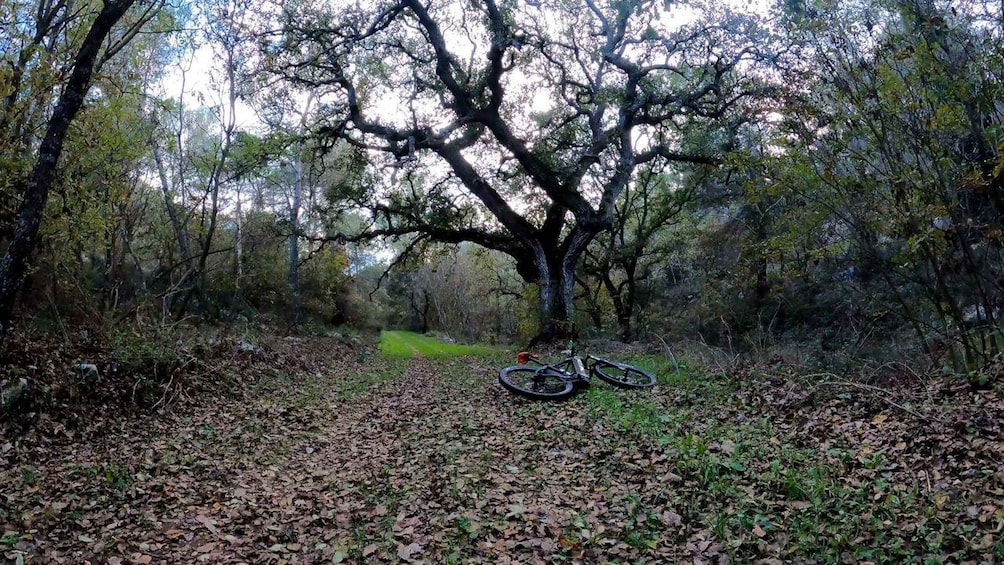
[586,387,675,437]
[580,371,980,564]
[378,330,498,359]
[249,356,410,417]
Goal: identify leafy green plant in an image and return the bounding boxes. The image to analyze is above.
[103,461,133,489]
[19,467,39,486]
[0,531,18,549]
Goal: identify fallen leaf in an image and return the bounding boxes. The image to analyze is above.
[662,510,683,527]
[397,542,422,561]
[558,535,579,549]
[720,439,736,455]
[362,543,380,556]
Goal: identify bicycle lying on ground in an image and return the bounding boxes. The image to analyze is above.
[498,345,657,400]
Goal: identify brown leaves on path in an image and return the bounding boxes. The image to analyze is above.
[1,341,692,563]
[2,336,1002,563]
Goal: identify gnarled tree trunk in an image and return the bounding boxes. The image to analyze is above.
[525,226,600,343]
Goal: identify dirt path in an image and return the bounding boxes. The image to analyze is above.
[3,351,682,564]
[3,339,1001,564]
[207,355,685,564]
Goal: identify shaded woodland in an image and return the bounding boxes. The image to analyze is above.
[2,0,1003,393]
[1,2,1003,563]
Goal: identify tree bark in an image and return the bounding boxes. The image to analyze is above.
[288,92,315,326]
[526,226,600,343]
[289,155,303,325]
[0,0,137,339]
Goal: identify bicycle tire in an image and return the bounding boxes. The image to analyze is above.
[590,358,657,388]
[498,365,575,400]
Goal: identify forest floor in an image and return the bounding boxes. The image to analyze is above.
[1,330,1002,564]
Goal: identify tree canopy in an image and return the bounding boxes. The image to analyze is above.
[0,0,1001,362]
[273,0,761,337]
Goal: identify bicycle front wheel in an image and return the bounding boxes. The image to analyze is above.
[499,365,575,400]
[590,359,657,388]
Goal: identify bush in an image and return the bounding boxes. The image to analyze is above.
[109,323,203,406]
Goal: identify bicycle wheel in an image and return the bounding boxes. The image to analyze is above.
[590,358,656,388]
[498,365,575,400]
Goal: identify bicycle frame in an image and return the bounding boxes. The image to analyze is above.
[501,347,657,399]
[518,350,600,384]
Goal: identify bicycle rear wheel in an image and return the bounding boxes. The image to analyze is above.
[590,358,656,388]
[499,365,575,400]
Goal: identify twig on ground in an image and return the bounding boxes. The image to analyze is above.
[153,372,175,410]
[807,374,944,424]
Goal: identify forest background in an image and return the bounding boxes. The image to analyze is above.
[2,0,1004,386]
[1,1,1003,562]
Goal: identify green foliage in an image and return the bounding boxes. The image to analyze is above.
[378,330,497,359]
[110,325,183,377]
[380,245,523,343]
[585,0,1002,377]
[19,467,40,487]
[300,245,352,320]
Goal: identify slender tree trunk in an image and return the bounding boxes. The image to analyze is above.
[289,156,303,325]
[419,290,431,333]
[288,92,314,326]
[151,139,191,260]
[600,274,635,342]
[0,1,137,340]
[235,182,244,292]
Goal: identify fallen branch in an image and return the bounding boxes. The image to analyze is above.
[806,374,945,424]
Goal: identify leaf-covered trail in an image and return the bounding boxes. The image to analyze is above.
[3,336,1002,564]
[214,354,689,564]
[3,345,692,563]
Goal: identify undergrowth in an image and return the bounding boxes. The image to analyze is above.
[579,356,1002,563]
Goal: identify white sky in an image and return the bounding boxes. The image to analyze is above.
[161,0,772,132]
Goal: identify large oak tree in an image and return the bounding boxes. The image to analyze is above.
[278,0,759,338]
